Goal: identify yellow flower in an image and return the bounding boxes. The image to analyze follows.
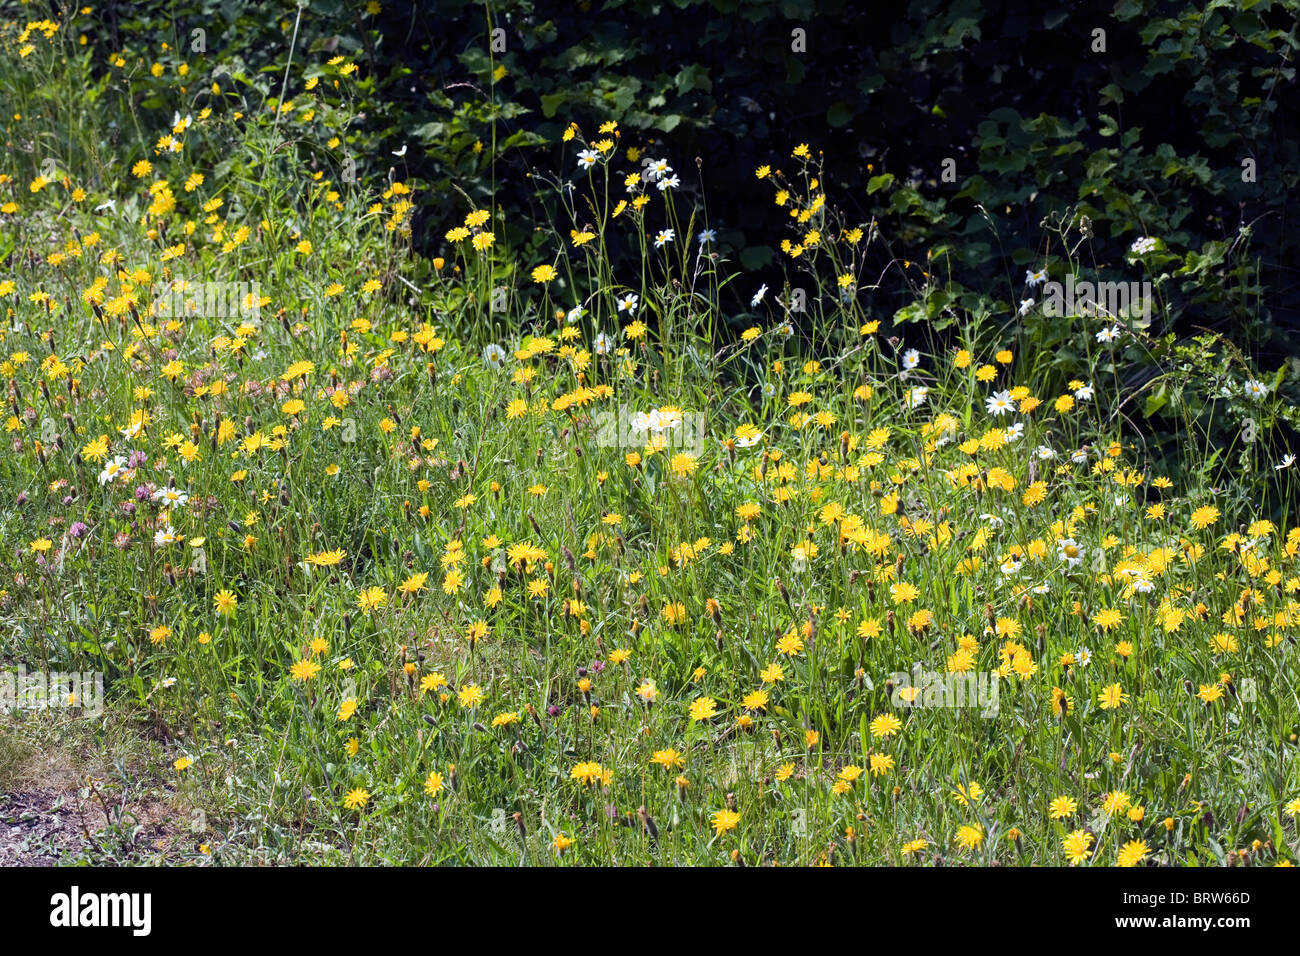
[1092,608,1123,631]
[1097,682,1128,710]
[399,572,429,594]
[711,808,740,836]
[651,749,684,771]
[1049,796,1078,819]
[870,713,903,738]
[1116,839,1150,867]
[213,589,238,616]
[1062,829,1094,864]
[570,761,607,786]
[290,658,321,681]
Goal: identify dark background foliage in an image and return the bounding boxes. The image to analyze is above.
[91,0,1299,363]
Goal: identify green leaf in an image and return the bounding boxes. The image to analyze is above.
[826,102,853,127]
[866,173,895,195]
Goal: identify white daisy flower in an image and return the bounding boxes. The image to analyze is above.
[643,159,671,181]
[98,456,127,486]
[153,486,189,507]
[985,389,1015,417]
[1056,538,1084,567]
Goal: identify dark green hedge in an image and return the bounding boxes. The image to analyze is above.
[88,0,1300,362]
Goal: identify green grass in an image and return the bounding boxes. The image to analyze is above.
[1,9,1299,867]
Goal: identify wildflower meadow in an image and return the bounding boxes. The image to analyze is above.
[2,1,1299,883]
